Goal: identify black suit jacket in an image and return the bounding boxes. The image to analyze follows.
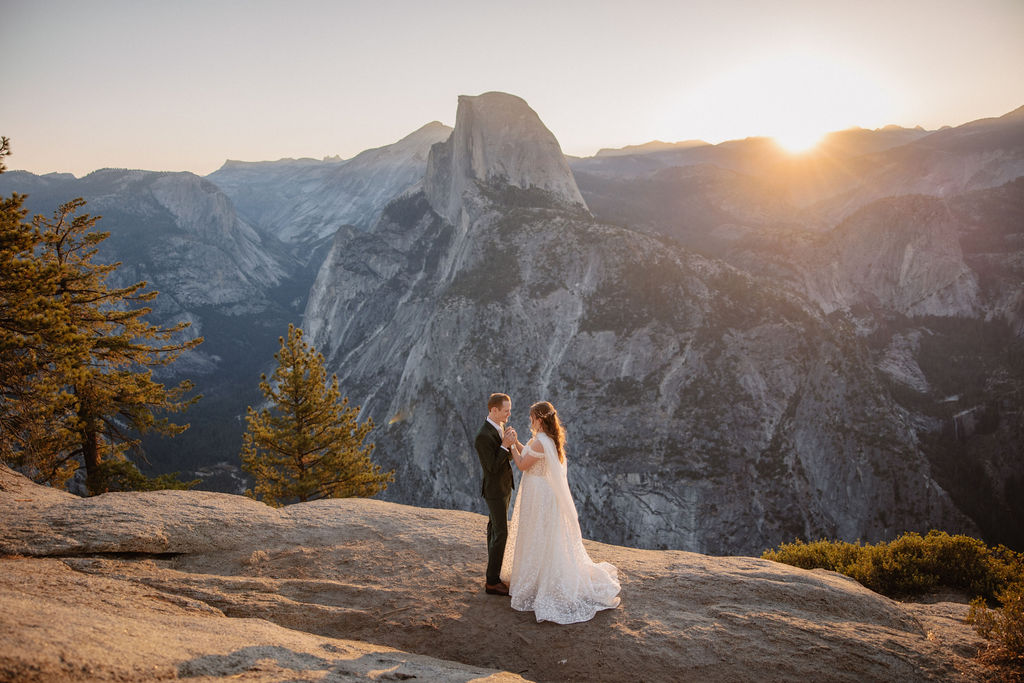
[475,421,514,499]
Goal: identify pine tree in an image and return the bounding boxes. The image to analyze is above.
[35,198,203,493]
[241,324,392,506]
[0,137,82,484]
[1,137,202,491]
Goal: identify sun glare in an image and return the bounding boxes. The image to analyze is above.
[668,50,893,153]
[773,129,825,154]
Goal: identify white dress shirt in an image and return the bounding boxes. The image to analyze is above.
[486,417,509,452]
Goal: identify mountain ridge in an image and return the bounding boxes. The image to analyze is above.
[301,92,983,554]
[2,95,1021,553]
[207,121,452,244]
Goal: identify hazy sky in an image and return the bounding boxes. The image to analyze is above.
[4,0,1023,176]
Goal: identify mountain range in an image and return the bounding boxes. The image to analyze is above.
[2,94,1021,554]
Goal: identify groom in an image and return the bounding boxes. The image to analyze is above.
[475,392,516,596]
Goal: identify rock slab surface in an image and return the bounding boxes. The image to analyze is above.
[0,466,989,681]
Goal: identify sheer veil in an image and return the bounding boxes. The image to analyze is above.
[500,429,620,623]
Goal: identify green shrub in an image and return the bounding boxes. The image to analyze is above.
[90,459,198,493]
[763,538,862,573]
[765,530,1024,667]
[762,530,1023,602]
[967,582,1024,666]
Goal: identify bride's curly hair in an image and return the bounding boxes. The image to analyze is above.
[530,401,566,463]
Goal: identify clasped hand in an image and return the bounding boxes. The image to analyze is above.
[501,427,518,448]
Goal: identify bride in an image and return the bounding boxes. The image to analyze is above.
[500,401,620,623]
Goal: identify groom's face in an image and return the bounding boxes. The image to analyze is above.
[491,400,511,424]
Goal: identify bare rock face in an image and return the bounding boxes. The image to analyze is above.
[0,468,989,682]
[425,91,587,225]
[876,330,931,393]
[803,195,980,317]
[0,169,286,310]
[568,106,1024,551]
[208,121,452,245]
[950,177,1024,334]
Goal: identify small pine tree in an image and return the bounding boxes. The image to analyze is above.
[241,324,392,506]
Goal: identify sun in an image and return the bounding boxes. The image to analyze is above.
[669,50,893,154]
[773,128,825,154]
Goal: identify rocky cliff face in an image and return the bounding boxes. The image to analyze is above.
[208,122,452,246]
[1,169,285,309]
[303,93,978,555]
[424,92,587,225]
[950,177,1024,334]
[570,107,1024,550]
[802,195,980,317]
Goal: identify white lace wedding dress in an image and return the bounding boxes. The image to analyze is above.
[499,431,621,623]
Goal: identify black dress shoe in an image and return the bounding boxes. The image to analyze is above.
[485,581,510,595]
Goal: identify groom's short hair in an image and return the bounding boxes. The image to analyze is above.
[488,393,510,410]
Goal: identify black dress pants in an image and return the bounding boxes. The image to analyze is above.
[485,491,511,585]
